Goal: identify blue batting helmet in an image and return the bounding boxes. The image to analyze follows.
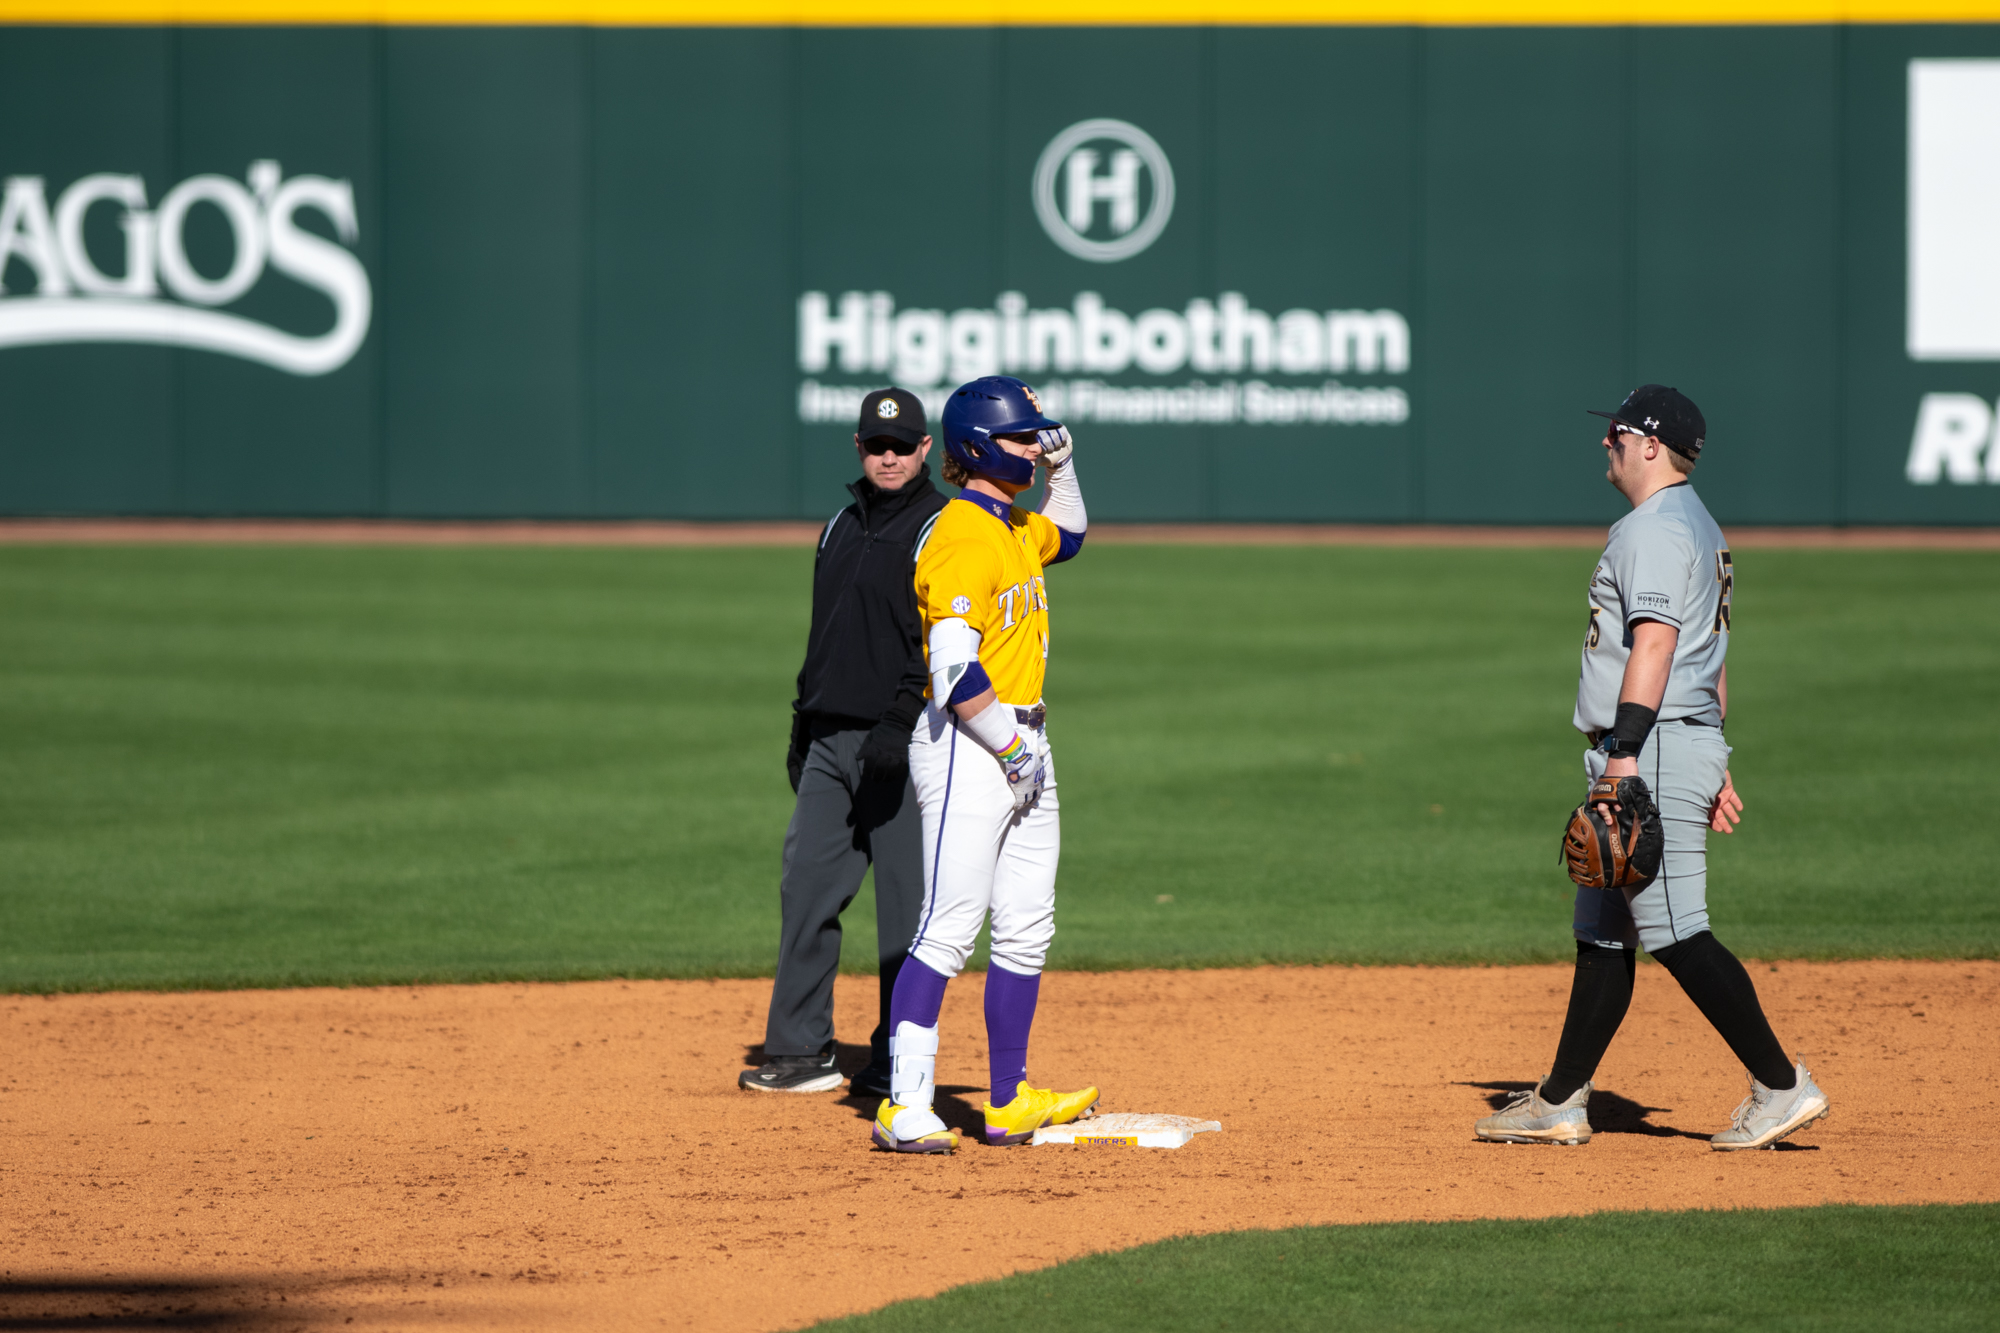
[940,376,1062,488]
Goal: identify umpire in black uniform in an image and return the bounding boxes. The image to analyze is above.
[739,388,949,1097]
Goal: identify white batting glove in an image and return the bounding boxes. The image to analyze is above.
[1036,425,1073,470]
[995,733,1047,812]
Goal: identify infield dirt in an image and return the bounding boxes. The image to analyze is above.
[6,960,1994,1332]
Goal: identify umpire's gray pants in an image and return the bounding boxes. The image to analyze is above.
[1573,719,1733,954]
[763,722,926,1063]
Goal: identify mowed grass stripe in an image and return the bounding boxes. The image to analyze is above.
[0,545,1993,992]
[811,1204,2000,1332]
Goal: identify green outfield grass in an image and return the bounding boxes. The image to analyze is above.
[0,543,1993,991]
[808,1205,2000,1332]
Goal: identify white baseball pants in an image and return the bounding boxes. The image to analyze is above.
[906,701,1059,979]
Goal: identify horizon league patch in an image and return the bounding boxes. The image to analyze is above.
[1635,592,1673,610]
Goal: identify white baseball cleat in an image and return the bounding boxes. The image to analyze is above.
[1710,1062,1829,1151]
[1474,1079,1593,1145]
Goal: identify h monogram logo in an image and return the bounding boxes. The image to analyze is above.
[1033,119,1175,264]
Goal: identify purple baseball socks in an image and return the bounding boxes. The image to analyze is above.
[983,961,1041,1103]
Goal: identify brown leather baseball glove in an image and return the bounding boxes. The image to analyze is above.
[1562,775,1664,890]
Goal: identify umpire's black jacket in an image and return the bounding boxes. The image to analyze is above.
[793,466,949,724]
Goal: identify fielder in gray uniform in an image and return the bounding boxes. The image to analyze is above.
[1476,384,1831,1151]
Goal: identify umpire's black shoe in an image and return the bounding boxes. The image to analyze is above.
[738,1051,843,1093]
[851,1062,893,1100]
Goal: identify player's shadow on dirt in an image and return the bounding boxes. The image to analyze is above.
[0,1274,519,1329]
[739,1042,987,1139]
[1462,1080,1710,1140]
[0,1278,291,1330]
[738,1040,879,1085]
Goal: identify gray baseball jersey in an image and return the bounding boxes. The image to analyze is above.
[1573,482,1733,734]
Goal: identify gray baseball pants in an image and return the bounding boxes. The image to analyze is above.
[1573,719,1733,954]
[762,721,926,1064]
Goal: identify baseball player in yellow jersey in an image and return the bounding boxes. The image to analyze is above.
[869,375,1098,1155]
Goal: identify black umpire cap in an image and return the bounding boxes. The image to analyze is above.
[1588,384,1706,461]
[858,388,928,446]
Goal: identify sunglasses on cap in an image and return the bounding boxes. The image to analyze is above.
[861,434,922,456]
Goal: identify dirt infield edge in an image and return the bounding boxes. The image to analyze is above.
[7,961,1996,1333]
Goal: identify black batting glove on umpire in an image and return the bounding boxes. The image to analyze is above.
[786,710,809,793]
[856,690,926,784]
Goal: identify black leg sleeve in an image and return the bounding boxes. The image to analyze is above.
[1542,941,1637,1104]
[1650,931,1796,1090]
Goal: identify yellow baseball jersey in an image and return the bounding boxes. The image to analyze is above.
[916,494,1065,705]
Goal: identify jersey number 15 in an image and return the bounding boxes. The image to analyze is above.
[1713,550,1733,634]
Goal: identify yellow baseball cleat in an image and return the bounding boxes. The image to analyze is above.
[871,1100,960,1154]
[982,1081,1100,1146]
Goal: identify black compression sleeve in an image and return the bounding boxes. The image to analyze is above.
[1650,932,1795,1090]
[1542,942,1636,1104]
[1606,702,1658,759]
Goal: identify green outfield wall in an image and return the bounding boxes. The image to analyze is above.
[5,23,2000,523]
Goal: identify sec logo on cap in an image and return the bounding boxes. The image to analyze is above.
[877,398,900,419]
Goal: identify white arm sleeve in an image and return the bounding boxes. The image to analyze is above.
[928,619,1026,758]
[1040,457,1087,533]
[956,698,1022,755]
[927,617,981,706]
